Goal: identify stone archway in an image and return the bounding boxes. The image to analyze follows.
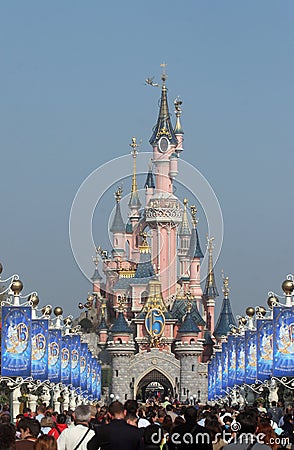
[135,368,174,401]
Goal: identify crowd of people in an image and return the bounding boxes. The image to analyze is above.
[0,399,293,450]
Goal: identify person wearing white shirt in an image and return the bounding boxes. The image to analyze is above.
[57,405,95,450]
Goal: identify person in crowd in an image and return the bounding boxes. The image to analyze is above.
[172,416,185,428]
[33,435,57,450]
[0,422,16,450]
[169,405,213,450]
[205,417,227,450]
[48,414,67,439]
[87,401,144,450]
[57,405,95,450]
[257,417,279,450]
[268,402,283,426]
[281,414,294,444]
[162,415,173,434]
[222,409,272,450]
[35,407,46,424]
[125,412,139,427]
[0,412,12,424]
[143,424,165,450]
[166,404,177,422]
[16,418,41,450]
[137,406,150,428]
[40,417,54,435]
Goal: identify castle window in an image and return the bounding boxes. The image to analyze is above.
[192,364,195,372]
[141,290,148,304]
[116,338,122,344]
[197,264,199,272]
[115,370,119,377]
[183,388,186,395]
[190,338,195,345]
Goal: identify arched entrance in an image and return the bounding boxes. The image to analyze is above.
[136,369,174,402]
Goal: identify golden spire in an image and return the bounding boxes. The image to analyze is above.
[203,235,219,299]
[174,96,183,134]
[139,230,151,254]
[101,301,107,317]
[130,137,139,194]
[222,272,230,299]
[179,198,191,236]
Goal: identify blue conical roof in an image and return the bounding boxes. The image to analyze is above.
[179,311,200,334]
[91,267,102,281]
[110,203,125,233]
[171,299,206,327]
[213,297,237,340]
[149,76,178,146]
[189,227,204,259]
[145,168,155,189]
[97,315,108,332]
[111,311,130,334]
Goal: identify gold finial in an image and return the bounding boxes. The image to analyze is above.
[221,271,230,298]
[101,301,107,317]
[183,198,188,207]
[115,186,123,203]
[186,291,192,313]
[190,205,198,226]
[139,229,151,253]
[93,248,99,268]
[207,235,214,254]
[174,96,182,114]
[96,246,108,260]
[117,296,126,312]
[160,62,167,83]
[129,137,141,194]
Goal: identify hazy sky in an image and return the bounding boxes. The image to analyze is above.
[0,1,293,321]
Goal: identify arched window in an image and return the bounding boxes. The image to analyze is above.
[115,370,119,377]
[192,364,195,372]
[141,290,149,304]
[190,338,195,345]
[116,338,122,344]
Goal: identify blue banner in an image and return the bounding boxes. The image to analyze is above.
[215,352,222,397]
[221,342,229,393]
[273,306,294,377]
[61,335,71,384]
[235,336,245,385]
[31,319,48,381]
[207,362,211,401]
[86,351,92,395]
[48,329,61,383]
[96,363,101,400]
[257,319,273,381]
[80,343,88,391]
[245,330,257,384]
[91,359,97,398]
[1,306,32,377]
[70,334,81,387]
[227,334,236,388]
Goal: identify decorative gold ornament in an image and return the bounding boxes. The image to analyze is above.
[267,295,278,309]
[63,317,72,326]
[256,306,266,317]
[54,306,63,317]
[282,279,294,295]
[41,305,52,316]
[246,307,255,318]
[11,279,23,295]
[29,293,39,308]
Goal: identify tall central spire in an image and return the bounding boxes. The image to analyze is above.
[149,65,178,146]
[128,137,141,209]
[203,237,219,299]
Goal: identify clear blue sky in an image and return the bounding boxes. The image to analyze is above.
[0,1,293,320]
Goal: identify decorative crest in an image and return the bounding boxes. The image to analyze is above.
[117,296,126,313]
[207,235,215,253]
[190,205,198,226]
[222,271,230,298]
[115,186,123,203]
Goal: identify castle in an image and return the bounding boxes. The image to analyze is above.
[77,69,236,403]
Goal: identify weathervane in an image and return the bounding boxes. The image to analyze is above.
[145,62,168,88]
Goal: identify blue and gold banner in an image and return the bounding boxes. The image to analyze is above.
[245,330,257,384]
[91,358,97,399]
[61,335,71,384]
[1,306,32,377]
[227,334,236,388]
[32,319,48,381]
[235,336,245,385]
[215,352,222,397]
[48,329,61,383]
[273,306,294,377]
[70,334,81,387]
[257,319,273,381]
[96,363,101,401]
[86,351,92,395]
[80,343,88,391]
[221,342,229,392]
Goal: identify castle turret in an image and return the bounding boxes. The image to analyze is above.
[110,187,126,260]
[92,250,103,296]
[97,302,108,345]
[188,206,203,309]
[145,163,155,207]
[145,66,182,299]
[214,276,237,342]
[107,299,135,400]
[175,300,206,402]
[203,237,218,333]
[178,199,191,283]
